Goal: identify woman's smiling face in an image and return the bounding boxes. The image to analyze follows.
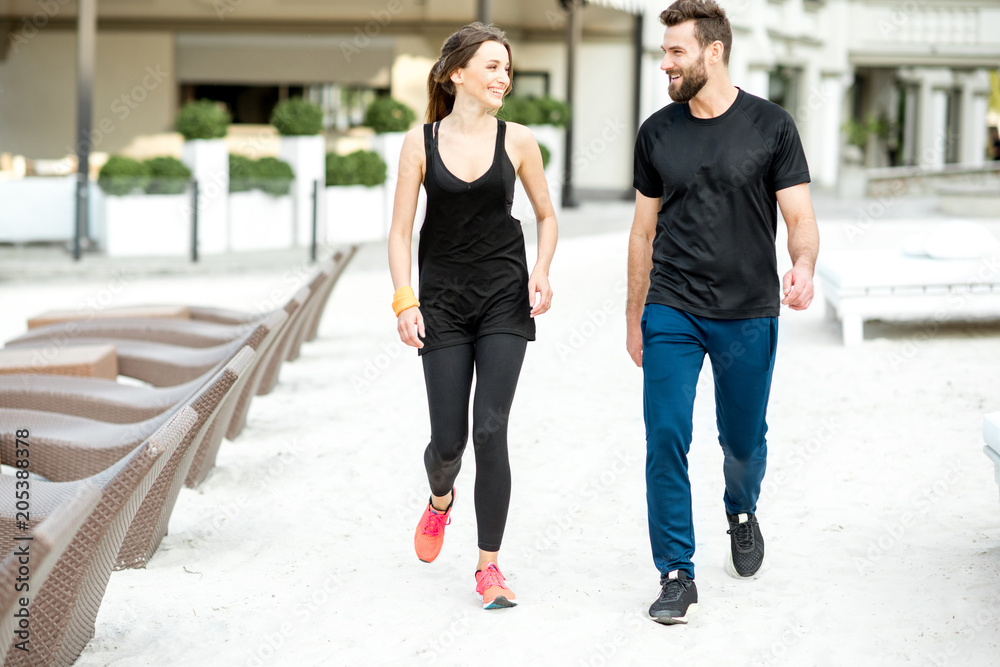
[452,40,511,111]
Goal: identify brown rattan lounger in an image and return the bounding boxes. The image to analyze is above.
[0,482,101,663]
[0,407,198,666]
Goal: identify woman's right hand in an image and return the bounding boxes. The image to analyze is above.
[397,307,425,349]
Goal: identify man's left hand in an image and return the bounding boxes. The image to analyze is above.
[781,265,814,310]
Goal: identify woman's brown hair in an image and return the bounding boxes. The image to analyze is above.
[426,22,512,123]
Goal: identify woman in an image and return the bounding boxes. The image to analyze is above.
[387,22,558,610]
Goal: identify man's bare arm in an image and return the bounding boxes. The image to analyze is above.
[626,191,662,366]
[776,183,819,311]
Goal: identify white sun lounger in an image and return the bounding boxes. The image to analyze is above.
[985,412,1000,511]
[816,249,1000,345]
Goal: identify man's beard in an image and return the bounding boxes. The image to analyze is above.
[667,57,708,104]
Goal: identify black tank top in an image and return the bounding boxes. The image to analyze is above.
[417,119,535,355]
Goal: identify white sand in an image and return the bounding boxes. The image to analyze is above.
[2,202,999,666]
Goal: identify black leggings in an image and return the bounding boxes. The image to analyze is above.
[421,333,527,552]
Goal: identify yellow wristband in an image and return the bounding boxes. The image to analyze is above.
[392,286,420,317]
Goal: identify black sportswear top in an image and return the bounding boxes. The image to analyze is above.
[416,119,535,355]
[633,88,810,319]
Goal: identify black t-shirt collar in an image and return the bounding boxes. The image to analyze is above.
[682,87,744,125]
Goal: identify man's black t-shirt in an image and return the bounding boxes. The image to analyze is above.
[633,88,810,319]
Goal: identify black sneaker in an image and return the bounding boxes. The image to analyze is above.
[648,570,698,625]
[726,512,765,578]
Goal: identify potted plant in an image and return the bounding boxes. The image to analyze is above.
[364,96,417,234]
[228,154,295,251]
[499,95,569,220]
[95,155,191,257]
[143,156,191,195]
[177,99,232,254]
[272,97,325,247]
[324,150,388,243]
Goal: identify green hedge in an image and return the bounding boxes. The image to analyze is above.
[228,154,295,195]
[363,97,416,134]
[175,100,231,140]
[325,150,387,187]
[254,157,296,196]
[143,156,191,195]
[229,154,256,193]
[538,143,551,170]
[271,98,324,136]
[498,96,570,127]
[97,156,150,196]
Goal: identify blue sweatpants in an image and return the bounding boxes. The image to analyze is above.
[641,304,778,580]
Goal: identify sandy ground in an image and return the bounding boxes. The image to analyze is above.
[1,200,999,666]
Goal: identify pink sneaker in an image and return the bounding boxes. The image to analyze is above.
[414,489,454,563]
[475,562,517,609]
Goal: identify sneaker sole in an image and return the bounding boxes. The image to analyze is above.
[725,552,764,579]
[483,596,517,610]
[650,602,696,625]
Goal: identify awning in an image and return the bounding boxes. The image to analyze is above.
[175,33,393,86]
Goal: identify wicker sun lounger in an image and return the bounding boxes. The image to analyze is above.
[116,347,255,568]
[301,245,358,344]
[0,483,101,664]
[0,407,198,666]
[0,349,252,572]
[0,297,295,444]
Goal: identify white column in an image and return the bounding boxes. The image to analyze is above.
[744,67,770,100]
[930,89,948,169]
[917,78,936,168]
[956,70,993,166]
[902,85,917,166]
[814,74,847,189]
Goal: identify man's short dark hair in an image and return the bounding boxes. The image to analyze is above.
[660,0,732,65]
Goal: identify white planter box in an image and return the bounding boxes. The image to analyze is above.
[182,138,229,254]
[97,192,191,258]
[278,135,326,247]
[370,132,408,234]
[324,185,386,244]
[229,190,295,251]
[0,175,79,242]
[512,124,563,224]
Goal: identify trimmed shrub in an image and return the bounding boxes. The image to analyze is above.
[229,154,256,193]
[535,96,570,126]
[498,96,570,127]
[255,156,295,196]
[97,156,150,196]
[175,100,231,140]
[326,150,387,187]
[143,156,191,195]
[271,98,324,136]
[538,142,551,170]
[498,96,542,125]
[363,97,416,134]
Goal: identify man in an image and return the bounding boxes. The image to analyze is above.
[626,0,820,625]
